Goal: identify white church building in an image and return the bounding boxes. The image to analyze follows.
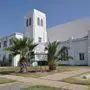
[0,9,90,66]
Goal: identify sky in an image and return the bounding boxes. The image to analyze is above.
[0,0,90,36]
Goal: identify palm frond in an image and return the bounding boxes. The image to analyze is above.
[57,46,73,61]
[47,41,60,61]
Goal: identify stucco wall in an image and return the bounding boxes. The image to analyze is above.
[71,39,88,65]
[58,38,88,65]
[24,9,47,43]
[24,10,34,39]
[0,33,23,66]
[33,9,47,43]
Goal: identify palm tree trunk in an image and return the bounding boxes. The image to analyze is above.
[23,66,27,73]
[20,65,28,73]
[19,57,28,73]
[48,60,56,71]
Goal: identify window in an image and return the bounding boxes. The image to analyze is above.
[37,17,40,25]
[26,19,28,27]
[3,55,6,60]
[9,54,12,61]
[38,37,42,43]
[0,42,1,48]
[3,41,7,47]
[8,54,12,65]
[79,53,84,60]
[29,18,31,26]
[41,19,43,26]
[9,39,12,45]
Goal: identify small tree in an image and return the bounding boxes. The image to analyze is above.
[5,37,37,73]
[47,41,59,71]
[47,41,73,71]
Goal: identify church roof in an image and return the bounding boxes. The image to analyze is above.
[47,17,90,42]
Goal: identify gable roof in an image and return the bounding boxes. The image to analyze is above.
[47,17,90,42]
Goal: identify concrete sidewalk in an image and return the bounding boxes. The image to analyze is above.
[0,82,30,90]
[0,74,88,90]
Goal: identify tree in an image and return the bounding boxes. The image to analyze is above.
[47,41,73,71]
[47,41,59,71]
[5,37,37,72]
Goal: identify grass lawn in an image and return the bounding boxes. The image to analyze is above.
[61,77,90,85]
[87,85,90,90]
[60,72,90,90]
[16,66,88,78]
[0,67,19,74]
[0,66,89,78]
[0,77,16,84]
[21,86,60,90]
[61,74,90,90]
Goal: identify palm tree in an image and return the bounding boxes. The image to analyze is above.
[5,37,37,72]
[47,41,59,71]
[5,37,27,57]
[47,41,73,71]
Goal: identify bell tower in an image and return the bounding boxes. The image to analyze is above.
[24,9,47,43]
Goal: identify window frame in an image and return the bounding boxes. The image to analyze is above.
[79,53,85,60]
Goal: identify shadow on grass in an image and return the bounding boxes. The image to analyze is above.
[0,70,49,75]
[0,71,16,75]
